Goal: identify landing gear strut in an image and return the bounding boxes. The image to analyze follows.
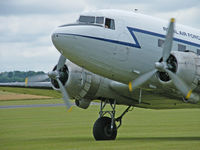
[93,100,132,140]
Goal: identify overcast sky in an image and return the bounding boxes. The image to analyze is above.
[0,0,200,73]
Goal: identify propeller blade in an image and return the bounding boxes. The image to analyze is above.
[56,78,72,112]
[164,69,192,99]
[57,55,66,71]
[129,69,157,92]
[27,74,49,82]
[162,18,175,62]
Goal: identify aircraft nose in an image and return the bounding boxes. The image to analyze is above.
[51,24,97,66]
[51,32,61,53]
[51,32,59,48]
[51,29,62,50]
[51,26,77,55]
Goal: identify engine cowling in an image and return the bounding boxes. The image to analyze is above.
[75,99,91,109]
[172,51,200,89]
[66,63,101,99]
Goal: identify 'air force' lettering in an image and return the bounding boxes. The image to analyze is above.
[130,27,200,48]
[163,27,200,41]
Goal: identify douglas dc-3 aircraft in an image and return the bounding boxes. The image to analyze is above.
[3,9,200,140]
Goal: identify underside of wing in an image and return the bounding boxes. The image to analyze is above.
[124,88,200,109]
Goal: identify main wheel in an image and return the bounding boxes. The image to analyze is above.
[93,116,117,140]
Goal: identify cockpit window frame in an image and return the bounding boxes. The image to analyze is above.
[77,15,115,30]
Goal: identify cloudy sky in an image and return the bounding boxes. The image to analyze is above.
[0,0,200,73]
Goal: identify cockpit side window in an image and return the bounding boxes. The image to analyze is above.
[105,18,115,30]
[79,16,95,23]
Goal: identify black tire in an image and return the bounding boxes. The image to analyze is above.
[93,116,117,141]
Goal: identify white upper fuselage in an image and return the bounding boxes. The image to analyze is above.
[52,9,200,85]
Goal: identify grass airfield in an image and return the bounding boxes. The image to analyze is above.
[0,87,200,150]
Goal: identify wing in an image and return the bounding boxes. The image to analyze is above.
[0,82,52,89]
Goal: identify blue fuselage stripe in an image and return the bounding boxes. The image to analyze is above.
[58,27,200,49]
[58,33,141,48]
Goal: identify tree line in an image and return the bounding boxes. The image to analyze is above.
[0,71,46,83]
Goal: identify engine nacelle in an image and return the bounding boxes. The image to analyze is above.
[156,51,200,103]
[50,60,138,108]
[157,51,200,88]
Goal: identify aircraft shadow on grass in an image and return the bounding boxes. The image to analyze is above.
[28,136,200,142]
[118,136,200,141]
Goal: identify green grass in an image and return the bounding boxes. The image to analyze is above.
[0,100,200,150]
[0,87,62,98]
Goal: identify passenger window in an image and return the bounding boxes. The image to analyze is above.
[197,49,200,55]
[158,39,165,47]
[178,44,186,52]
[96,17,104,24]
[105,18,115,30]
[79,16,95,23]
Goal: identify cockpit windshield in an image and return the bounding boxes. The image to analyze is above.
[78,15,115,30]
[96,17,104,24]
[79,16,104,24]
[79,16,95,23]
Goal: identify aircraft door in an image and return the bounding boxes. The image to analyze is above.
[113,19,129,62]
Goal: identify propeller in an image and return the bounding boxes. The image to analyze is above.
[128,18,195,101]
[48,55,72,112]
[27,74,49,82]
[25,73,49,86]
[27,55,67,83]
[26,56,67,83]
[128,69,157,91]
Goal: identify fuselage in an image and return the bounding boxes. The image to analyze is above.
[51,9,200,85]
